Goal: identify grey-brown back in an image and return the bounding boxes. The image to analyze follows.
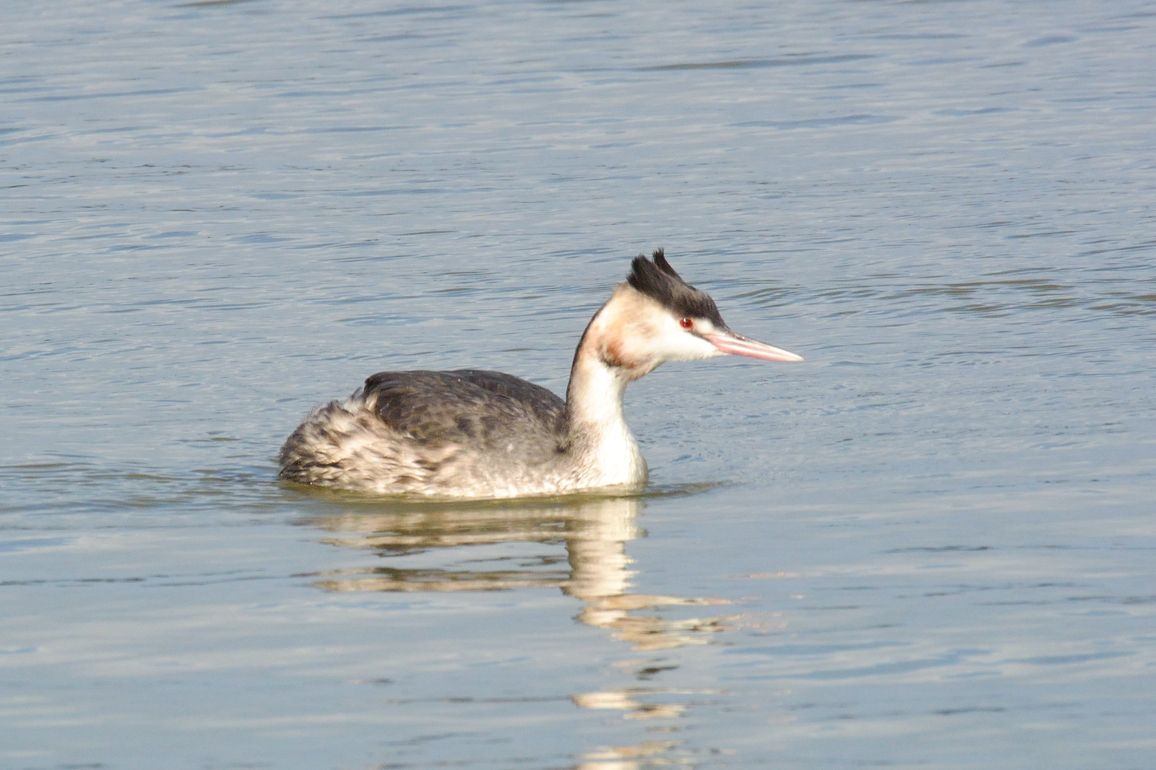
[361,369,569,457]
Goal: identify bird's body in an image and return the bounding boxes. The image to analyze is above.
[279,251,801,499]
[279,368,638,497]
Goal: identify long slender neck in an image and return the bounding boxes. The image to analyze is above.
[567,348,631,437]
[563,292,649,487]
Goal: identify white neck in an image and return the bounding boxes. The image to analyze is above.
[565,296,649,487]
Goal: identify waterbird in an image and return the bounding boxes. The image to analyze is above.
[279,250,803,498]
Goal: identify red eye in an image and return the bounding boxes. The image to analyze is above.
[679,317,694,330]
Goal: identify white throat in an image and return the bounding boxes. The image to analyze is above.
[566,337,647,489]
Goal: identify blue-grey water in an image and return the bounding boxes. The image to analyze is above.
[3,1,1155,768]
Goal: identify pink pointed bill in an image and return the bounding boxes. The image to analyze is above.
[703,332,804,362]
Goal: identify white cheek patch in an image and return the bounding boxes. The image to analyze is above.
[694,319,720,335]
[652,316,720,361]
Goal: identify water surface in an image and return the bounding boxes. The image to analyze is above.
[3,1,1154,768]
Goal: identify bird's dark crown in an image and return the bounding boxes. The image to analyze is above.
[627,249,726,327]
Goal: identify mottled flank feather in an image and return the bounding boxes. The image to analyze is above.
[278,370,580,498]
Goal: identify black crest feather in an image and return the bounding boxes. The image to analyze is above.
[627,249,726,326]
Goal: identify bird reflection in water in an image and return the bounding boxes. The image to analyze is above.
[301,494,745,761]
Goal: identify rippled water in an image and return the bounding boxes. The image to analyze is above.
[3,1,1155,768]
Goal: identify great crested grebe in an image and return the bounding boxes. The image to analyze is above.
[279,250,802,498]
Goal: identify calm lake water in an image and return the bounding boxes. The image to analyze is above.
[3,0,1155,768]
